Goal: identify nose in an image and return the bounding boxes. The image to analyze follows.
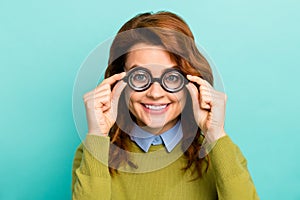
[146,82,165,99]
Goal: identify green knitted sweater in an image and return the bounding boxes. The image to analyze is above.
[72,135,259,200]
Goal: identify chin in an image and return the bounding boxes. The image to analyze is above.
[140,117,167,128]
[138,115,177,134]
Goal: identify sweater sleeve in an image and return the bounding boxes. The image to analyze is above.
[72,135,111,200]
[209,136,260,200]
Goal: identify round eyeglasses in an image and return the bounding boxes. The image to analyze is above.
[123,67,188,93]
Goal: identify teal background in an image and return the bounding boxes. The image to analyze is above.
[1,0,299,199]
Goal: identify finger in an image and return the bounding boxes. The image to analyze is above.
[185,81,212,109]
[110,80,127,121]
[199,90,213,101]
[83,84,111,100]
[199,95,211,110]
[186,77,212,110]
[200,89,226,107]
[199,85,212,93]
[85,96,111,112]
[83,72,126,100]
[84,89,111,103]
[94,95,111,109]
[95,84,111,94]
[101,72,126,86]
[186,75,212,88]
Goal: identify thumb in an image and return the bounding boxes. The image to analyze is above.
[110,80,127,122]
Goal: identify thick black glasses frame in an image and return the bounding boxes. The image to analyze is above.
[123,66,188,93]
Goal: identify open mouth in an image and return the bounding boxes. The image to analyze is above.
[142,103,170,112]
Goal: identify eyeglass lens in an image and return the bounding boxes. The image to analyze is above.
[125,67,186,92]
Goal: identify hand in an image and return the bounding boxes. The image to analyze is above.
[186,75,227,143]
[83,72,127,136]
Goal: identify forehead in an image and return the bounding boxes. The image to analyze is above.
[125,43,177,75]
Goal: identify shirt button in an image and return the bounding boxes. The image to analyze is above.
[152,136,162,145]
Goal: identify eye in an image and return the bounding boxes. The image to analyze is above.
[165,74,179,82]
[133,73,147,82]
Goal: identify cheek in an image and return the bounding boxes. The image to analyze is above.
[172,90,187,109]
[124,88,142,114]
[124,88,133,112]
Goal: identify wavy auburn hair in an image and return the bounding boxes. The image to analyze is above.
[105,11,213,179]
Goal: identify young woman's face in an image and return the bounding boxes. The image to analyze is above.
[124,43,187,134]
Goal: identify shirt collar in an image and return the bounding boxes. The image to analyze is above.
[130,120,183,153]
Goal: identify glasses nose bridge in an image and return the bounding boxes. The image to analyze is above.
[151,77,162,85]
[148,76,164,91]
[149,76,167,91]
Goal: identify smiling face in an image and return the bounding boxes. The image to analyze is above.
[124,43,187,134]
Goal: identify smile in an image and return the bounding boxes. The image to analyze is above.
[142,104,169,111]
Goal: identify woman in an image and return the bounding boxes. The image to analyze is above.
[72,11,259,200]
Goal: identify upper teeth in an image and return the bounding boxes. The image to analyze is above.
[145,104,167,110]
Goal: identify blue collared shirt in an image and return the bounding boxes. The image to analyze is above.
[130,120,183,153]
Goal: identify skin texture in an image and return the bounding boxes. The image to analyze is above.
[186,75,227,143]
[83,72,127,136]
[83,43,227,142]
[124,44,187,134]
